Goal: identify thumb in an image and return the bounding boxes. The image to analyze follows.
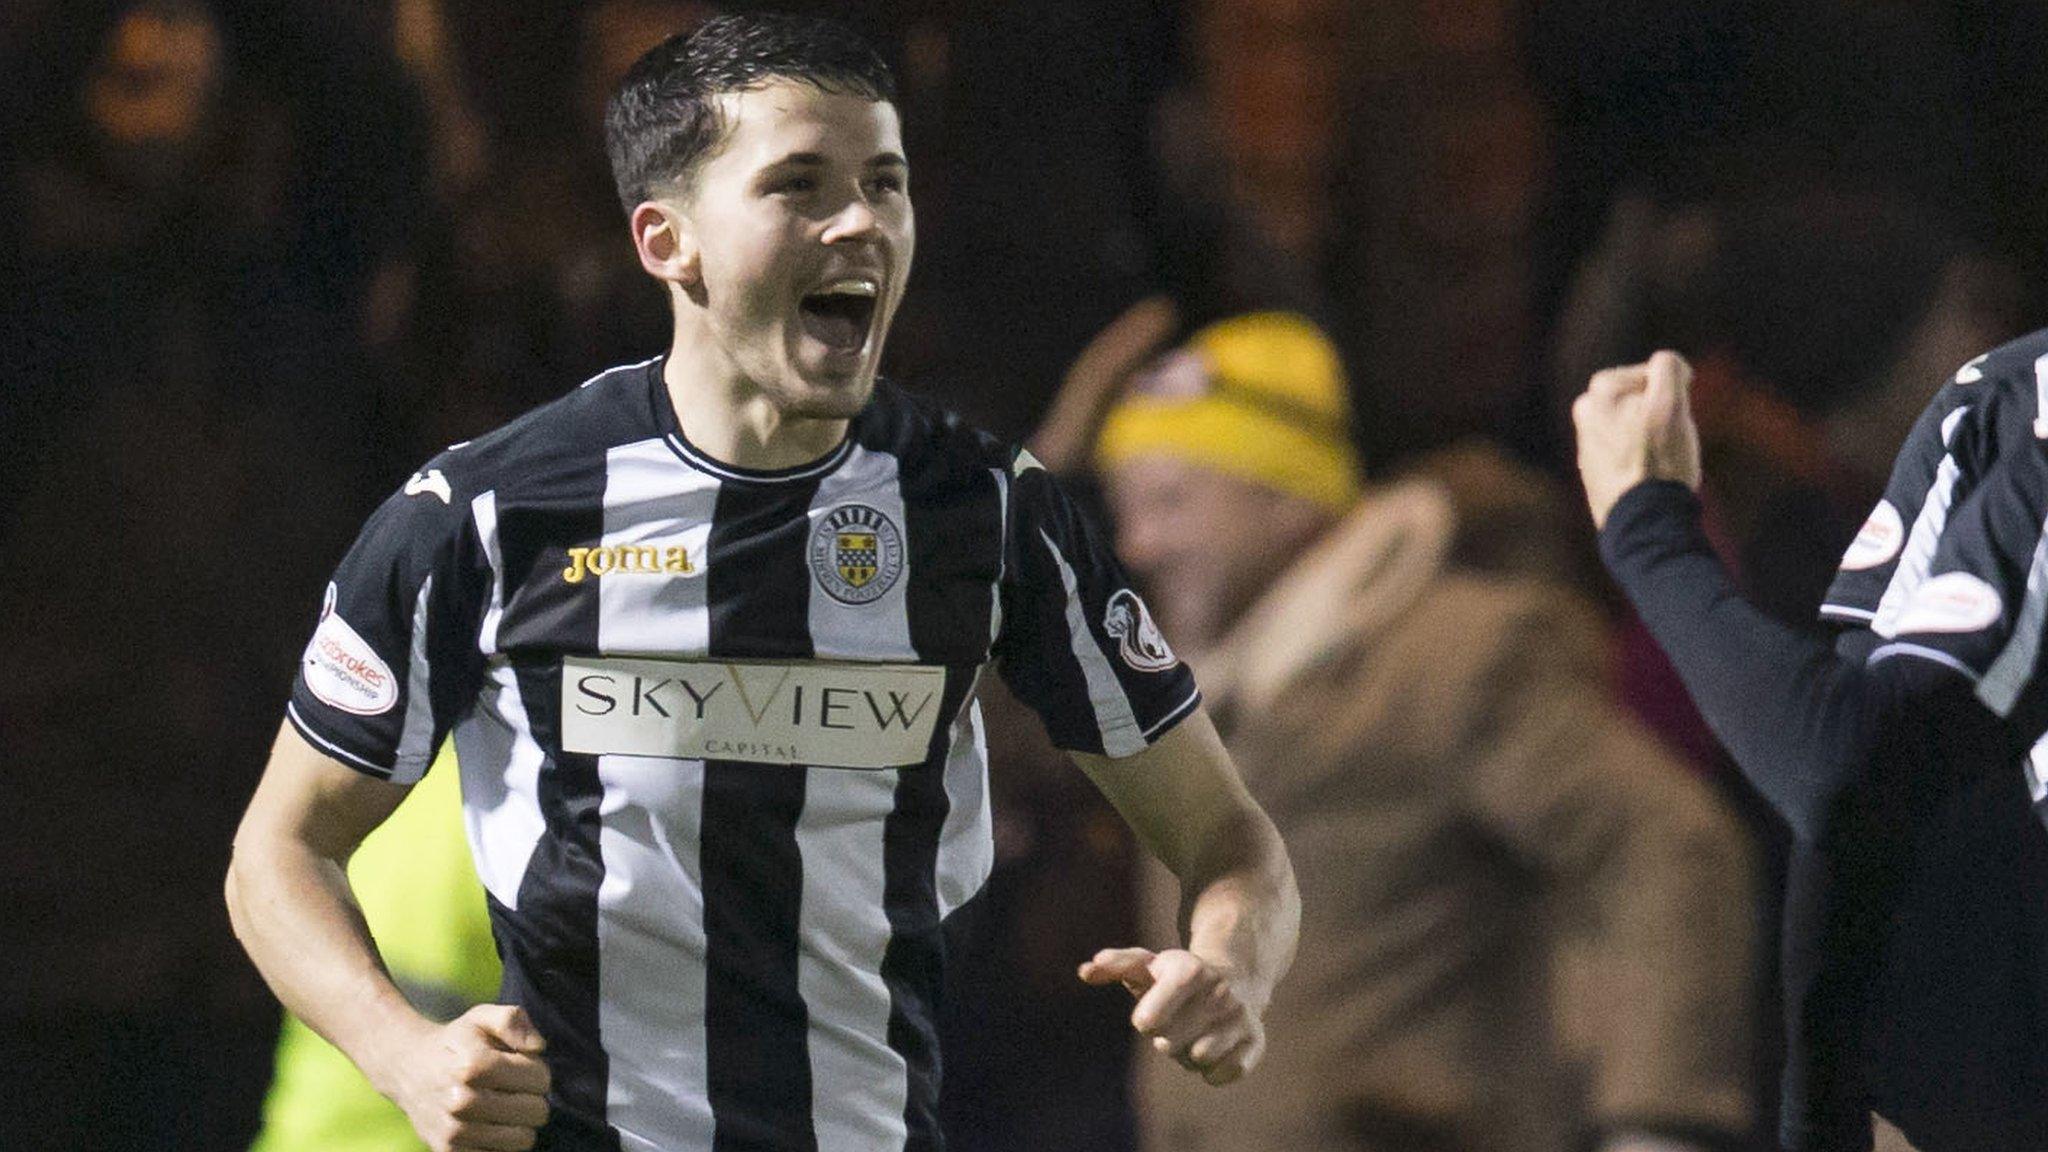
[1643,350,1692,427]
[471,1004,547,1054]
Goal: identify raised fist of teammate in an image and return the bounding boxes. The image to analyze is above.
[378,1004,552,1152]
[1572,349,1703,529]
[1080,946,1268,1086]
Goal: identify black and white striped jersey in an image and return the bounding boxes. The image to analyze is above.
[286,356,1200,1152]
[1821,327,2048,805]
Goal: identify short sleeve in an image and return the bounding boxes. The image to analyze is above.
[1821,371,1987,628]
[1869,436,2048,722]
[992,455,1200,758]
[287,459,488,783]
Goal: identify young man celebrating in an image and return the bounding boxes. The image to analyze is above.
[225,15,1297,1152]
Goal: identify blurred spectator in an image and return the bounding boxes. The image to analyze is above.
[248,743,499,1152]
[1086,312,1758,1152]
[394,0,703,452]
[1,1,433,1146]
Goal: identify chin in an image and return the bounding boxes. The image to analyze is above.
[780,372,875,419]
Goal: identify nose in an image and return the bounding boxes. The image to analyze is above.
[821,196,879,244]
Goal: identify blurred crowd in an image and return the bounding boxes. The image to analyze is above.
[8,0,2048,1149]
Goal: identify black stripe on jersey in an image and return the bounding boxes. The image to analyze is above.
[703,477,822,1152]
[998,470,1109,755]
[426,518,495,757]
[878,668,972,1152]
[495,452,620,1151]
[877,423,1003,1149]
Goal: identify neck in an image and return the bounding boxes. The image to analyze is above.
[663,315,851,471]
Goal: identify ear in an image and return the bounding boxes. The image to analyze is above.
[630,200,700,290]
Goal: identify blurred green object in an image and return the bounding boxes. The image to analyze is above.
[249,745,500,1152]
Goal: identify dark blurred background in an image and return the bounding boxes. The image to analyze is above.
[6,0,2048,1148]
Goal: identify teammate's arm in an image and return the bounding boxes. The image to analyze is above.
[1073,708,1300,1086]
[1576,354,2026,1146]
[227,722,551,1152]
[1573,353,2014,837]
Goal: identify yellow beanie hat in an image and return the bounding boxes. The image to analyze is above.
[1095,311,1363,511]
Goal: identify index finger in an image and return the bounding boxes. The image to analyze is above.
[473,1049,552,1096]
[1079,947,1157,989]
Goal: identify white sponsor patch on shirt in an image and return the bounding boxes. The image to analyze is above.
[303,609,399,715]
[1892,571,2005,635]
[1839,499,1906,572]
[561,656,945,769]
[1956,354,1987,384]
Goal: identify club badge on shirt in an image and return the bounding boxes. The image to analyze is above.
[810,503,905,605]
[1104,588,1178,672]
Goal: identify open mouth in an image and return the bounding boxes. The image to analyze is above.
[797,277,880,355]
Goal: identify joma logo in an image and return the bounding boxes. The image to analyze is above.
[563,544,695,584]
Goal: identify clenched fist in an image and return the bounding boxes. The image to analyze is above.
[1080,947,1267,1085]
[376,1003,552,1152]
[1572,350,1703,529]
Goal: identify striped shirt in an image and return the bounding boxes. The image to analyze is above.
[1821,328,2048,808]
[286,356,1200,1152]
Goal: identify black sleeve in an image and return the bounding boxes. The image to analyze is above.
[1600,480,2029,1151]
[286,457,489,782]
[992,454,1201,758]
[1600,481,2019,839]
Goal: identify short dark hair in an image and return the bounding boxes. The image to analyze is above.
[604,12,896,213]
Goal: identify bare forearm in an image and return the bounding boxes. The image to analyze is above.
[1179,807,1299,1008]
[225,838,434,1095]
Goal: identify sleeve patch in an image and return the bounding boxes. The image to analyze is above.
[1839,499,1905,572]
[1103,589,1179,672]
[1893,571,2005,636]
[302,583,400,715]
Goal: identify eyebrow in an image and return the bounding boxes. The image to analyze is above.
[770,151,909,169]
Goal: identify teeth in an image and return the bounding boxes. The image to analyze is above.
[816,277,878,298]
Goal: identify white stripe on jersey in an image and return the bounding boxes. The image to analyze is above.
[1976,511,2048,717]
[2034,352,2048,437]
[1873,451,1964,639]
[1868,641,1983,682]
[800,446,917,1148]
[453,663,548,909]
[988,468,1009,648]
[2028,736,2048,806]
[595,753,715,1152]
[1040,528,1146,757]
[598,438,718,657]
[390,575,440,784]
[474,491,506,655]
[794,767,911,1151]
[580,354,663,389]
[589,437,719,1145]
[809,445,915,661]
[935,690,995,918]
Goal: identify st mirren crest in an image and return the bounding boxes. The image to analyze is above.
[809,503,905,605]
[1103,589,1178,672]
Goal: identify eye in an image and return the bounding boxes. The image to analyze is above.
[770,175,818,195]
[866,172,907,197]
